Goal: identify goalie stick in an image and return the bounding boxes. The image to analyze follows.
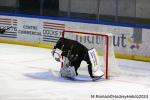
[49,67,104,82]
[62,75,104,82]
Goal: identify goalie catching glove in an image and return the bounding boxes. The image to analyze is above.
[52,48,63,62]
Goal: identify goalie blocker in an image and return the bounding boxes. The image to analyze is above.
[52,38,104,80]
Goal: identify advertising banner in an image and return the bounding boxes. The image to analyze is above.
[42,19,65,44]
[17,18,42,43]
[0,15,149,59]
[0,16,17,39]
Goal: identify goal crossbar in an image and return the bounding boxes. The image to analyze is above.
[62,30,112,79]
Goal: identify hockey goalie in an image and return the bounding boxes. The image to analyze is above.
[52,37,104,81]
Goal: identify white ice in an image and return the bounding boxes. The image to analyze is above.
[0,43,150,100]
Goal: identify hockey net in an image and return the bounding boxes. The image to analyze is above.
[61,30,121,79]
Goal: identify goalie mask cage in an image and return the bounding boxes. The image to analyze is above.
[61,30,120,79]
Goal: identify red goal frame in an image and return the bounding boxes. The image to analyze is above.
[61,30,110,79]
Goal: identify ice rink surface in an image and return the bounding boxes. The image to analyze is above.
[0,43,150,100]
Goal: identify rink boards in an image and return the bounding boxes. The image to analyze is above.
[0,14,150,62]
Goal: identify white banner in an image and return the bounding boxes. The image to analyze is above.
[17,18,42,43]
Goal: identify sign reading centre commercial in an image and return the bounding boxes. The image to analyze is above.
[17,18,42,42]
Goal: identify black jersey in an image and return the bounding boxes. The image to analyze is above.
[53,37,94,78]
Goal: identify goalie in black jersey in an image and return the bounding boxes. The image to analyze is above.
[52,37,104,81]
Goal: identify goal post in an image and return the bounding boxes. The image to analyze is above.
[61,30,120,79]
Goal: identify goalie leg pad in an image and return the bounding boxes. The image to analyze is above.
[88,48,104,77]
[60,66,77,78]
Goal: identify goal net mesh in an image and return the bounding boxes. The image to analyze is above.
[61,30,121,79]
